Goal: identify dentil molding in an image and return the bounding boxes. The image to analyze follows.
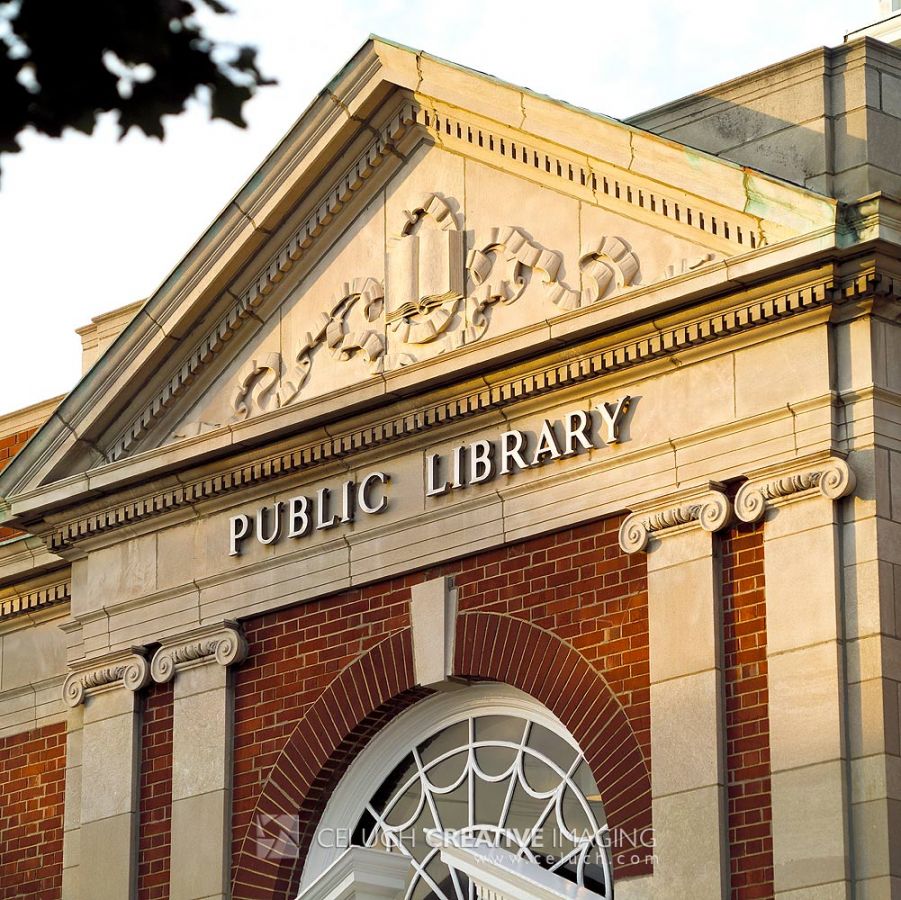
[62,648,151,707]
[150,621,248,683]
[0,578,69,623]
[734,455,856,523]
[619,485,731,553]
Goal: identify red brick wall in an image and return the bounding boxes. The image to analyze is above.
[232,576,415,893]
[448,517,650,765]
[722,521,774,899]
[137,680,174,900]
[448,517,650,876]
[0,428,37,541]
[0,721,66,899]
[231,514,650,896]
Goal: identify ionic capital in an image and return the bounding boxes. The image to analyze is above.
[62,648,151,707]
[734,454,856,523]
[150,620,248,683]
[618,484,731,554]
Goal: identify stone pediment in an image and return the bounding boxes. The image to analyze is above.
[0,37,838,508]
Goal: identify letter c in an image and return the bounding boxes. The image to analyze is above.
[359,472,389,514]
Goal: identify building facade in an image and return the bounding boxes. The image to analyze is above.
[1,29,900,900]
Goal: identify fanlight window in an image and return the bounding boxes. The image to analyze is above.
[349,711,612,900]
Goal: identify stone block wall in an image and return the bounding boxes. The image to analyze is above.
[628,39,901,202]
[0,722,66,899]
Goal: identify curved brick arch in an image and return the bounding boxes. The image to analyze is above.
[233,610,652,897]
[454,611,652,873]
[231,629,423,900]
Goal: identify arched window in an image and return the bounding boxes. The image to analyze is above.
[301,684,612,900]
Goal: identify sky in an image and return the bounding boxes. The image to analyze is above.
[0,0,874,416]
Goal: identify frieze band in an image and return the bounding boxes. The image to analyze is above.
[45,273,840,555]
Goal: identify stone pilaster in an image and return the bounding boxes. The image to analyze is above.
[62,648,151,900]
[734,453,856,898]
[150,621,248,900]
[619,485,731,898]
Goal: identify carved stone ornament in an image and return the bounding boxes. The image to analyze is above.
[234,192,645,421]
[109,97,758,462]
[462,230,639,345]
[198,193,735,426]
[150,621,248,683]
[386,193,465,348]
[658,253,716,281]
[734,457,856,523]
[619,487,731,554]
[62,648,151,708]
[233,352,304,421]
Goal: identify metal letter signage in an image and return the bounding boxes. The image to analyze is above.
[228,472,390,556]
[228,397,631,556]
[423,397,631,497]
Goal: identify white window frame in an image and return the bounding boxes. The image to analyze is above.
[299,683,601,893]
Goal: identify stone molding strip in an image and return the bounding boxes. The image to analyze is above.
[62,648,150,707]
[0,579,69,623]
[150,621,248,683]
[108,100,418,463]
[734,456,856,523]
[47,275,839,554]
[619,485,731,553]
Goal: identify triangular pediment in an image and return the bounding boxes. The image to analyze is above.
[0,37,838,512]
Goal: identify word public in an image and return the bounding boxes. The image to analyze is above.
[229,472,389,556]
[229,397,630,556]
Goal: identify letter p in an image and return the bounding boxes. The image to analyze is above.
[229,514,252,557]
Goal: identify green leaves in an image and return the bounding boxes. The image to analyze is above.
[0,0,273,180]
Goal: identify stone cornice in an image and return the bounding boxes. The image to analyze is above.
[62,648,150,707]
[619,484,731,553]
[37,273,840,555]
[150,621,248,683]
[0,395,63,442]
[734,453,856,522]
